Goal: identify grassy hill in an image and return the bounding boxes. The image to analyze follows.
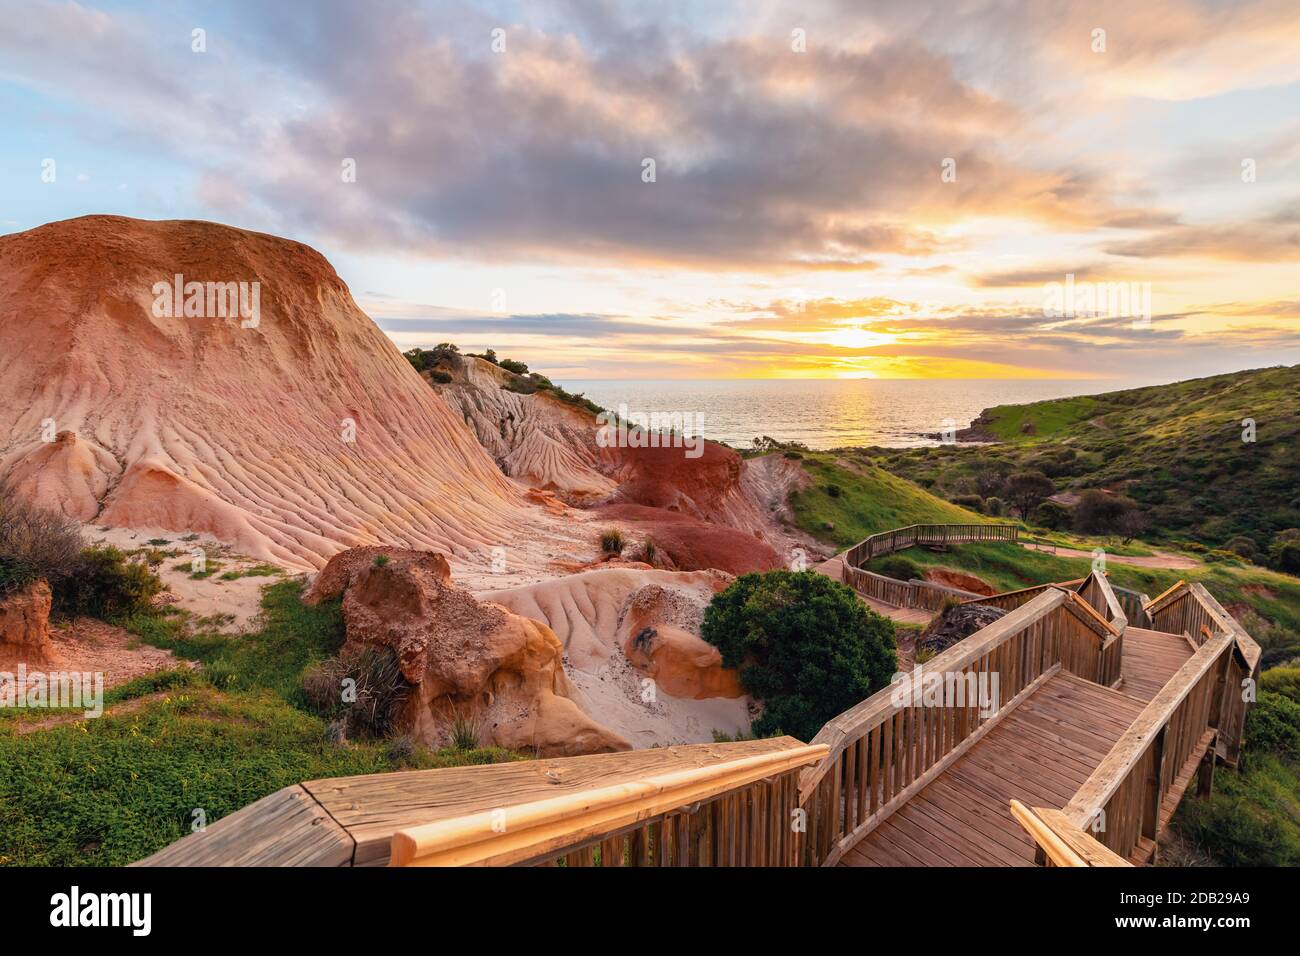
[871,365,1300,559]
[789,450,986,550]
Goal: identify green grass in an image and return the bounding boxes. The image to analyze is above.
[0,580,519,866]
[790,451,985,550]
[217,563,282,581]
[980,395,1105,443]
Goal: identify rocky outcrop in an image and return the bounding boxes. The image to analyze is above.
[318,547,629,756]
[621,584,743,699]
[0,579,54,662]
[429,354,814,572]
[917,603,1006,657]
[482,567,752,746]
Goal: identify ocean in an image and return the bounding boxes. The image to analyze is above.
[557,378,1153,450]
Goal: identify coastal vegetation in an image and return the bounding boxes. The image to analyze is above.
[0,579,517,866]
[701,570,897,741]
[870,366,1300,568]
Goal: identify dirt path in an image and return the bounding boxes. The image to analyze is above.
[1021,542,1200,570]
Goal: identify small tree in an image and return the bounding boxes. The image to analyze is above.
[1074,489,1144,540]
[1032,500,1072,531]
[1004,471,1055,519]
[701,571,897,741]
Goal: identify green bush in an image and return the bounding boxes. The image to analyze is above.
[58,546,163,621]
[1031,500,1072,531]
[499,358,529,375]
[951,494,984,512]
[700,571,897,741]
[429,370,452,384]
[1244,690,1300,761]
[1260,667,1300,705]
[1222,535,1260,561]
[870,555,922,582]
[1269,531,1300,574]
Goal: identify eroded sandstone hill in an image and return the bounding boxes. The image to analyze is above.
[0,216,530,570]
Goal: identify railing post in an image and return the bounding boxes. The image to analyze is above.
[1140,725,1167,852]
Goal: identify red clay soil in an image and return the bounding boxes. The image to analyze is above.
[924,568,997,596]
[604,441,744,517]
[596,503,781,576]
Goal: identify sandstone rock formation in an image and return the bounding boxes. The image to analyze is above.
[0,579,54,664]
[317,547,629,756]
[483,567,752,747]
[0,216,532,570]
[428,352,815,574]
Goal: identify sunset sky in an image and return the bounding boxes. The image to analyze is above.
[3,0,1299,380]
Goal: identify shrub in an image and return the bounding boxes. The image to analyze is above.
[1260,667,1300,705]
[58,546,163,620]
[870,555,922,582]
[0,484,84,593]
[825,484,842,498]
[599,528,624,555]
[429,370,452,384]
[301,647,411,739]
[984,496,1007,517]
[1244,690,1300,761]
[373,554,390,567]
[701,571,897,741]
[1029,502,1071,530]
[951,494,984,512]
[450,709,482,750]
[1074,489,1143,539]
[1222,535,1260,561]
[782,451,803,460]
[498,358,529,375]
[1269,530,1300,574]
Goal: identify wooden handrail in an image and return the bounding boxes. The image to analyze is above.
[1143,579,1186,614]
[1010,801,1132,867]
[389,743,828,867]
[1063,633,1233,859]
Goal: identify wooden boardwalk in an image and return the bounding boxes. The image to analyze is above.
[839,629,1198,867]
[839,673,1144,866]
[1120,626,1195,702]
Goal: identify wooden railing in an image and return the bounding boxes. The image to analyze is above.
[1112,585,1152,628]
[388,744,827,867]
[958,574,1121,686]
[1009,801,1132,867]
[1061,633,1232,863]
[796,589,1071,866]
[841,564,982,610]
[963,578,1084,612]
[844,523,1019,569]
[1144,582,1260,766]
